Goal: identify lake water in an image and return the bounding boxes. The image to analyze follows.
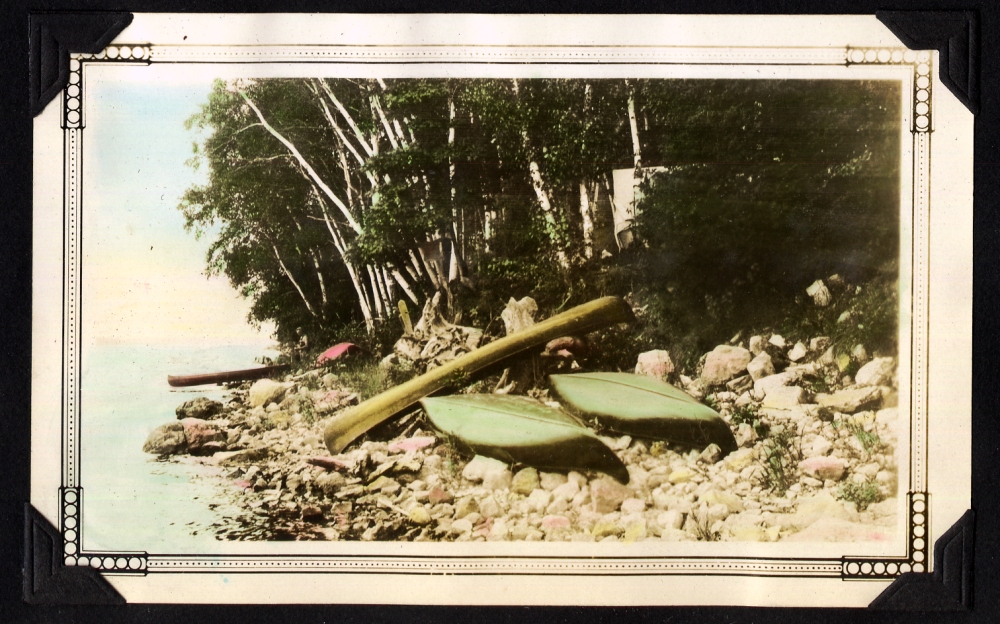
[79,343,276,553]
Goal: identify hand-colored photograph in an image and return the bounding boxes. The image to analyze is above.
[87,73,904,546]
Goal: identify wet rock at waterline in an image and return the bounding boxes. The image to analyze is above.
[143,422,187,455]
[176,397,224,420]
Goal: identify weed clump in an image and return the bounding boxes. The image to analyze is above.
[837,479,882,511]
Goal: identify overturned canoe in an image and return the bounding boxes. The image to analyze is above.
[167,364,289,387]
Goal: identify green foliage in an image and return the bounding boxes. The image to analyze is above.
[629,79,900,367]
[837,478,882,511]
[762,425,797,495]
[730,403,770,439]
[181,76,903,366]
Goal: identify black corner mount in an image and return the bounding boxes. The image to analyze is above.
[876,10,979,115]
[29,11,134,117]
[869,509,975,611]
[23,504,126,605]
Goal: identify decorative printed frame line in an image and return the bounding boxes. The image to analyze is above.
[56,43,935,581]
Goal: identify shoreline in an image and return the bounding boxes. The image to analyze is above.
[143,328,902,544]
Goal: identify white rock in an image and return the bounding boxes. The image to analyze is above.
[852,344,869,362]
[539,471,568,491]
[551,481,580,501]
[479,496,501,518]
[249,379,290,408]
[855,357,895,387]
[621,498,646,514]
[754,371,798,394]
[657,510,685,531]
[483,468,512,491]
[761,386,805,409]
[787,342,808,362]
[768,334,787,349]
[806,280,832,307]
[702,345,753,385]
[462,455,509,482]
[817,346,837,367]
[488,518,509,541]
[802,435,833,458]
[735,423,758,447]
[746,352,776,380]
[809,336,830,352]
[526,489,553,514]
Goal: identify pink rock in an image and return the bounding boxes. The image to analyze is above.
[427,487,453,505]
[306,455,350,471]
[799,456,847,481]
[702,345,753,385]
[234,479,253,490]
[635,350,675,380]
[590,478,631,514]
[541,515,571,529]
[180,418,225,455]
[388,436,436,453]
[621,498,647,514]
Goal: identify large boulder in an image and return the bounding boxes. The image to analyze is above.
[746,352,775,380]
[142,422,187,455]
[701,345,752,385]
[855,357,895,387]
[635,350,675,380]
[799,456,847,481]
[180,418,226,455]
[248,379,290,408]
[175,397,223,420]
[761,386,806,409]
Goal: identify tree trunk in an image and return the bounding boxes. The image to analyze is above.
[240,90,361,234]
[529,161,570,268]
[366,265,385,319]
[271,243,319,320]
[579,181,594,259]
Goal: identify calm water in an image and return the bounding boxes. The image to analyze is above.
[79,343,275,552]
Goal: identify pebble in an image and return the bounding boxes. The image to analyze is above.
[408,505,432,525]
[539,471,568,491]
[462,455,508,482]
[590,478,631,513]
[511,467,539,495]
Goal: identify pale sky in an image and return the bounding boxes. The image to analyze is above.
[81,67,275,349]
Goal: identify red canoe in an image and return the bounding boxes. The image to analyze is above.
[316,342,361,366]
[167,364,289,387]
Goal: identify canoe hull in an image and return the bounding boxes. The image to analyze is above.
[167,364,289,387]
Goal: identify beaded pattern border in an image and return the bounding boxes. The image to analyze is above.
[57,44,934,580]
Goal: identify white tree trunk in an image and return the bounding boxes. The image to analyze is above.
[391,269,420,305]
[240,91,362,234]
[366,265,385,319]
[271,244,319,319]
[579,181,593,259]
[318,79,375,157]
[529,161,569,268]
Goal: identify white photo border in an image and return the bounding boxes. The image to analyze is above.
[48,38,939,587]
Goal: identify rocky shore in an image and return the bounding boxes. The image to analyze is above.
[144,297,900,543]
